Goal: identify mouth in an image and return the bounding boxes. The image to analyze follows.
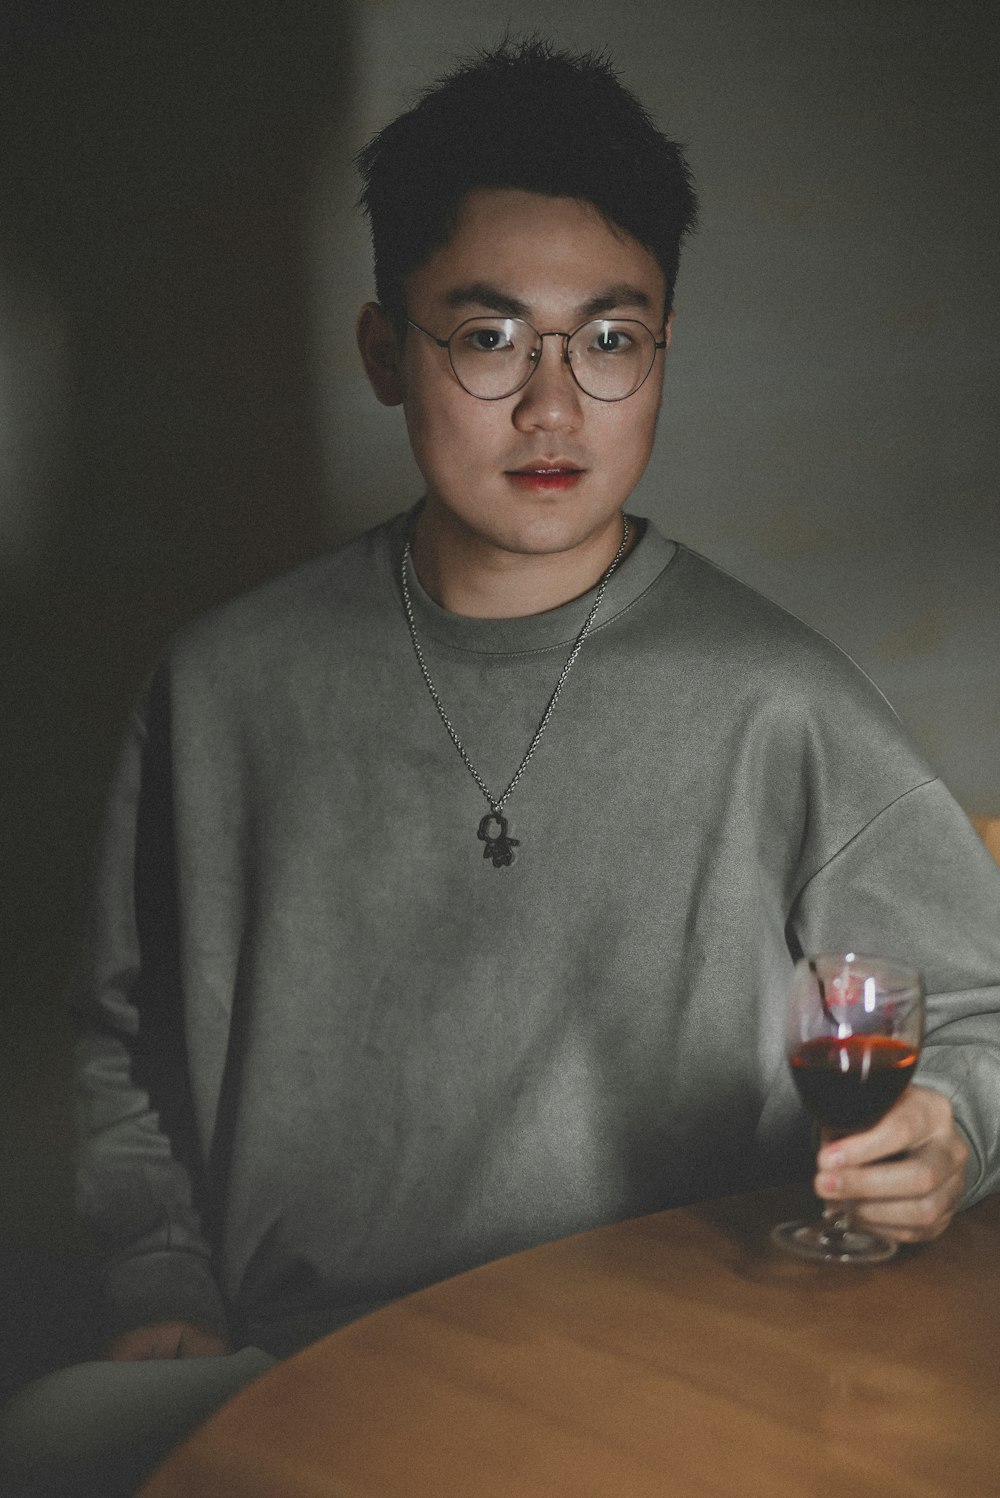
[506,463,585,492]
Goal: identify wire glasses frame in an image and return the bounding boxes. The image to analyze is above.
[406,314,668,403]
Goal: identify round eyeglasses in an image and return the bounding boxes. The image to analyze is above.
[406,314,667,402]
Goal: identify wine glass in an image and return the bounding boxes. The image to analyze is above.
[772,953,924,1264]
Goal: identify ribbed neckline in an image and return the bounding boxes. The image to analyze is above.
[379,506,678,656]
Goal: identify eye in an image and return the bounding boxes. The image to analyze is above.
[463,324,515,353]
[589,324,635,355]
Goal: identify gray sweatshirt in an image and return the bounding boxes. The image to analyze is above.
[74,512,1000,1356]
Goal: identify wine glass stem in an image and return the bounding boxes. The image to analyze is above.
[820,1199,857,1239]
[816,1128,858,1242]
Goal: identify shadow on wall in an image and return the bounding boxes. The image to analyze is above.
[0,1,355,1392]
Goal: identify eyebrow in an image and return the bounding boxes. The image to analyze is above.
[441,280,656,321]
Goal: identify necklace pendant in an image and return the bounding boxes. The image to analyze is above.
[477,811,520,868]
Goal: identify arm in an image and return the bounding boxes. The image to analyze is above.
[73,675,230,1346]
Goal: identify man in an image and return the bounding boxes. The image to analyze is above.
[2,36,998,1497]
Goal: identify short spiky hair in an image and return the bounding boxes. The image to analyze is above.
[356,37,698,329]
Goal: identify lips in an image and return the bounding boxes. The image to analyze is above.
[507,461,585,491]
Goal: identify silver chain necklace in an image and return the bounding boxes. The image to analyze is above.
[400,514,630,868]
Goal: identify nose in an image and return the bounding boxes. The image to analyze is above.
[511,335,583,433]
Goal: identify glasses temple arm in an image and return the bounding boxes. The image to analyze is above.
[406,317,449,350]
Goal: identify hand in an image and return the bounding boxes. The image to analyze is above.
[815,1083,969,1243]
[108,1321,232,1361]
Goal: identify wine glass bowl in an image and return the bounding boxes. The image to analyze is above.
[772,953,924,1264]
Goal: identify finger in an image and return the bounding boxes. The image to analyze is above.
[816,1147,956,1204]
[109,1327,182,1361]
[178,1328,231,1358]
[817,1085,952,1170]
[850,1185,962,1242]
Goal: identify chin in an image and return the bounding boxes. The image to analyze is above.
[486,515,600,558]
[507,504,624,555]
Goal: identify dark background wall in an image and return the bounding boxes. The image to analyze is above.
[0,0,355,1388]
[1,0,997,1386]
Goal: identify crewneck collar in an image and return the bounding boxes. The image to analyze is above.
[380,505,677,656]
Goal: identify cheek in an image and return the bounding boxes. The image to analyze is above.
[601,401,659,473]
[403,388,453,474]
[405,388,504,479]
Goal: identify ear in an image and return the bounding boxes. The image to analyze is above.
[356,302,405,406]
[663,308,675,352]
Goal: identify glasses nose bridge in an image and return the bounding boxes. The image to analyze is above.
[536,328,573,356]
[528,328,576,383]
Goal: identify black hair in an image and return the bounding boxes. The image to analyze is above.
[356,36,698,330]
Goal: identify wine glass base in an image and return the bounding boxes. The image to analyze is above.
[771,1218,897,1264]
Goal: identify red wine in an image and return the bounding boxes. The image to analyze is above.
[790,1035,918,1132]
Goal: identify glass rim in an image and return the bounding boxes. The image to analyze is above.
[799,952,924,991]
[789,952,925,1052]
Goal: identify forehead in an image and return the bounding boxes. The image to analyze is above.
[405,188,666,321]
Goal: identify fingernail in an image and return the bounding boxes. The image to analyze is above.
[817,1172,840,1195]
[821,1147,845,1168]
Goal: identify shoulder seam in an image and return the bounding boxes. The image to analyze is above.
[673,545,903,722]
[793,775,941,904]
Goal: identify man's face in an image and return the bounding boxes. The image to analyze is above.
[384,188,670,562]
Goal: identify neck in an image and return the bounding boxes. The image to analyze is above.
[410,504,634,618]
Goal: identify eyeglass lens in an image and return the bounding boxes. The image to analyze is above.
[447,318,658,401]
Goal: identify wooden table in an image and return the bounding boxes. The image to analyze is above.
[141,1184,1000,1497]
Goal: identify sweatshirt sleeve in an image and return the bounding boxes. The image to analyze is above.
[789,777,1000,1207]
[72,675,229,1342]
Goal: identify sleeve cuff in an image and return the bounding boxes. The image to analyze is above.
[101,1249,229,1343]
